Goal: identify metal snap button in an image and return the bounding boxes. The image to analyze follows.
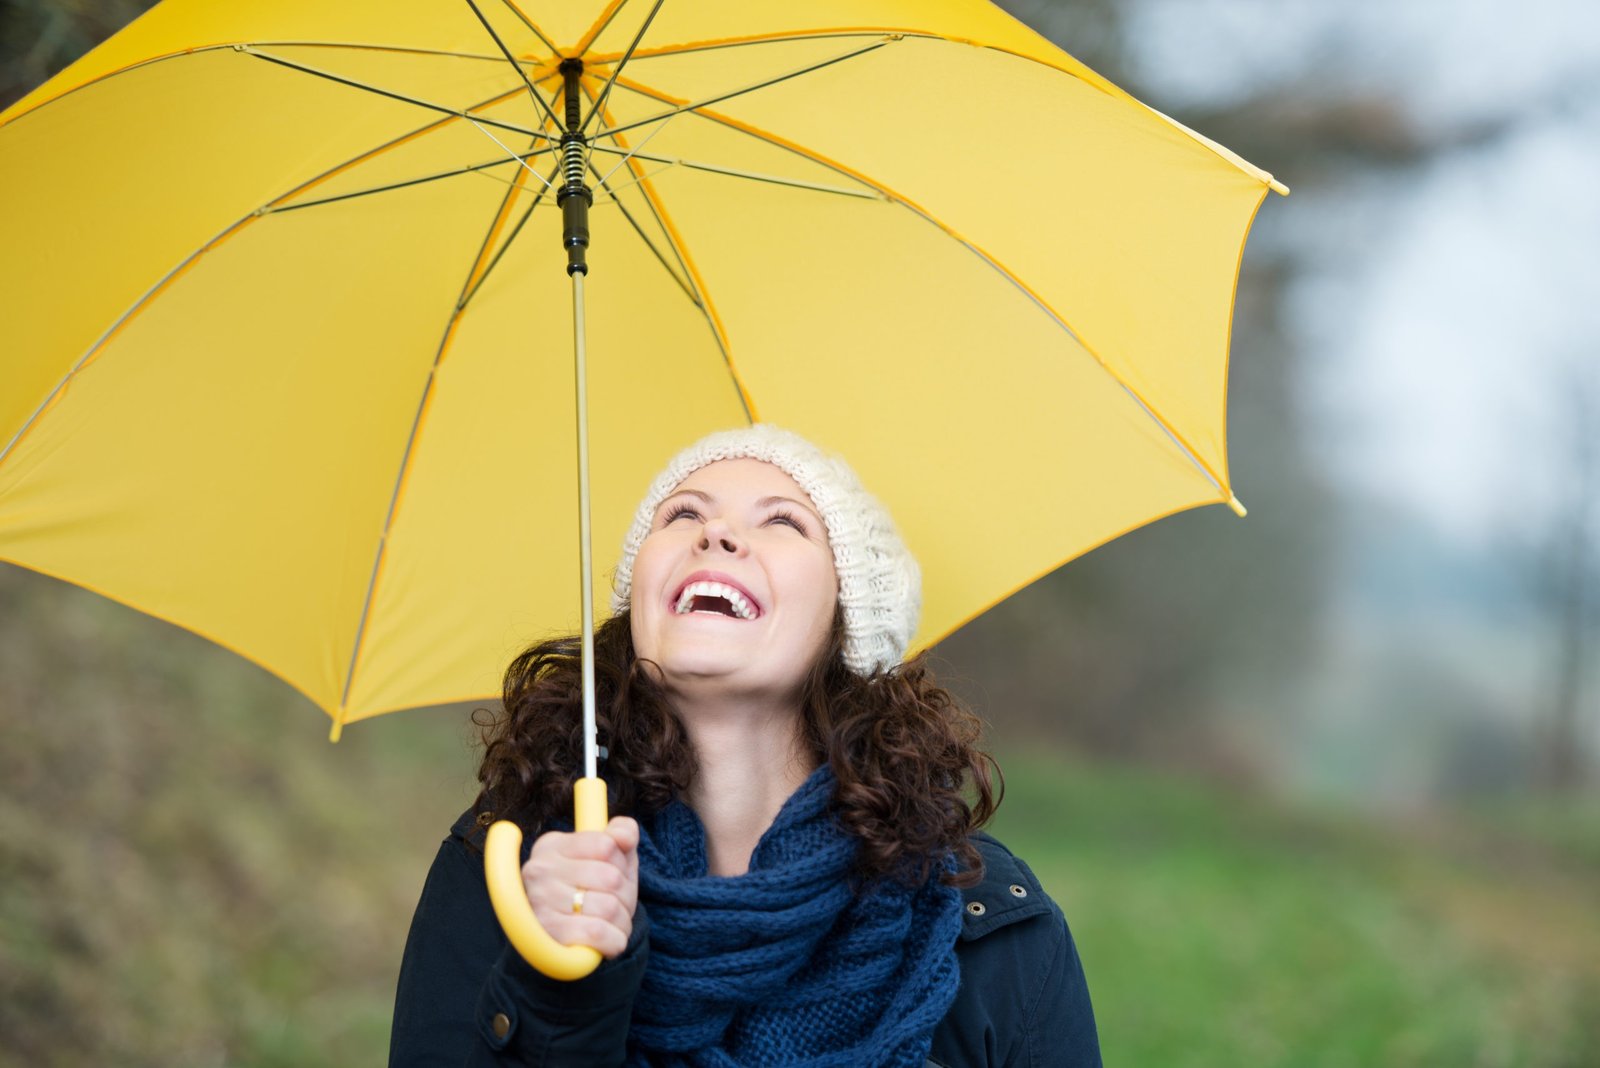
[1009,884,1028,898]
[491,1012,511,1039]
[966,901,986,916]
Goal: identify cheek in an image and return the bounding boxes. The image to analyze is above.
[798,562,839,638]
[629,609,653,660]
[627,540,671,645]
[630,535,674,598]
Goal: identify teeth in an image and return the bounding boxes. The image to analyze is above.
[673,581,758,620]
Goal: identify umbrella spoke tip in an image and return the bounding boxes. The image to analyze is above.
[1226,495,1248,518]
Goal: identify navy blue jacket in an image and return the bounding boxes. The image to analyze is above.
[390,809,1101,1067]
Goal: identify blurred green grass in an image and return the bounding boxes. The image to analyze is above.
[4,566,1598,1066]
[989,754,1600,1068]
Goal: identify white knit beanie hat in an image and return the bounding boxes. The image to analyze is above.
[612,425,920,676]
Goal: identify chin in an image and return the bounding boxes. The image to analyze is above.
[660,653,747,682]
[643,638,744,680]
[660,658,807,707]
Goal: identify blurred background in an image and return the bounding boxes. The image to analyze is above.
[2,1,1597,1064]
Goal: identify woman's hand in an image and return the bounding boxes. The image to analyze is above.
[521,816,640,960]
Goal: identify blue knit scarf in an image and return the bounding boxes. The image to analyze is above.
[625,765,963,1066]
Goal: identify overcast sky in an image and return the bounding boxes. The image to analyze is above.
[1129,0,1600,547]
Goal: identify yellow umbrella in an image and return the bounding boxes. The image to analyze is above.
[0,0,1286,977]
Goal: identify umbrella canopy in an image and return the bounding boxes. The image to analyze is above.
[0,0,1286,739]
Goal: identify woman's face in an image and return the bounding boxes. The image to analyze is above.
[629,458,838,708]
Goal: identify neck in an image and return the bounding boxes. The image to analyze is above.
[673,692,816,876]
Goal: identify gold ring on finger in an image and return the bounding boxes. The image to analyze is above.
[572,888,586,915]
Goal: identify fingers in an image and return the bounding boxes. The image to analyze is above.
[520,876,633,958]
[555,828,627,863]
[521,823,641,960]
[550,858,630,903]
[541,908,632,959]
[609,818,641,899]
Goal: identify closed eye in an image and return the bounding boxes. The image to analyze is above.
[767,509,808,535]
[661,502,701,525]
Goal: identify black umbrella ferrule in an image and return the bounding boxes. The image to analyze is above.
[557,59,591,276]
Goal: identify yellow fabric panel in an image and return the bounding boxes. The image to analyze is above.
[0,0,537,125]
[341,190,748,720]
[1,165,511,711]
[581,0,1103,86]
[604,36,1267,479]
[0,48,438,445]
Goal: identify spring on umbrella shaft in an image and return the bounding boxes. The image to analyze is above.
[558,59,591,275]
[563,139,586,189]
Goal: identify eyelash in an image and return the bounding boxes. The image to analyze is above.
[767,509,807,535]
[660,502,807,535]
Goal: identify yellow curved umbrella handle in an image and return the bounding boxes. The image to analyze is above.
[484,776,609,980]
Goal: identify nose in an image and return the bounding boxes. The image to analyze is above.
[697,517,745,556]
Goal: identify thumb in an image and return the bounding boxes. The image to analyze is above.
[606,815,640,853]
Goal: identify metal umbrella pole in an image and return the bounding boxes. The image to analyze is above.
[557,57,601,786]
[482,59,610,982]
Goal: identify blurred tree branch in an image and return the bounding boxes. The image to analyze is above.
[1,0,155,110]
[1536,363,1598,794]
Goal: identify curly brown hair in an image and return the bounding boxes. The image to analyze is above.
[473,607,1002,887]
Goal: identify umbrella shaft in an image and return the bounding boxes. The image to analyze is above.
[572,269,599,780]
[560,58,598,781]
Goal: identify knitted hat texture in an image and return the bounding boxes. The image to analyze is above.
[612,425,919,675]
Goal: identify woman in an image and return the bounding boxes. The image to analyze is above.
[390,426,1101,1066]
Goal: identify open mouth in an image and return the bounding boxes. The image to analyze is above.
[673,580,759,620]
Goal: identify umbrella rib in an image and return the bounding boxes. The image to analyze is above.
[587,30,1283,194]
[592,107,677,186]
[492,0,562,57]
[590,159,679,199]
[461,0,564,131]
[465,117,560,191]
[263,147,556,214]
[615,78,1241,502]
[583,77,700,299]
[458,158,564,310]
[0,83,542,472]
[574,0,632,56]
[579,0,664,135]
[242,46,549,140]
[587,29,931,65]
[456,104,567,308]
[0,43,560,130]
[588,37,895,142]
[585,158,697,302]
[334,144,546,731]
[580,79,755,422]
[259,73,556,213]
[586,141,882,199]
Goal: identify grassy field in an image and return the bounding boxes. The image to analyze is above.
[3,567,1598,1065]
[990,755,1600,1068]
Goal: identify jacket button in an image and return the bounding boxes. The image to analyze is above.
[1009,884,1028,898]
[491,1012,511,1039]
[966,901,986,916]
